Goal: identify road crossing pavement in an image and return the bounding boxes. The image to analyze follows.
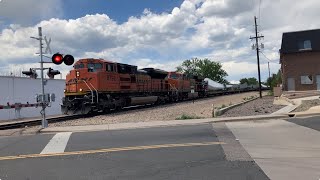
[0,124,269,180]
[0,116,319,179]
[40,132,72,154]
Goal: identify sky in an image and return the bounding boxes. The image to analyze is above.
[0,0,319,83]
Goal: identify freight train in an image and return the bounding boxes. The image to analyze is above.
[61,58,264,115]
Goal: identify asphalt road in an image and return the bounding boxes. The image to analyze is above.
[0,124,269,180]
[287,115,320,131]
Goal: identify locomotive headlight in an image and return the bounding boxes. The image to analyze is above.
[76,71,80,77]
[63,89,66,93]
[79,88,83,92]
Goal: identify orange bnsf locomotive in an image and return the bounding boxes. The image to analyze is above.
[62,58,207,115]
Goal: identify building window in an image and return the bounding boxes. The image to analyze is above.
[301,75,313,84]
[299,40,312,50]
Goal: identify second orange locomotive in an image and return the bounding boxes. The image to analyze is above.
[62,58,207,115]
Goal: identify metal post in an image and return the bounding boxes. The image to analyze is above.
[254,16,262,98]
[268,61,270,79]
[38,27,48,128]
[268,61,271,87]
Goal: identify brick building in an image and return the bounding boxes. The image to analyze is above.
[280,29,320,91]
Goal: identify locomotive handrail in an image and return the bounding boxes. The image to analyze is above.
[89,82,99,103]
[82,80,94,103]
[169,84,178,92]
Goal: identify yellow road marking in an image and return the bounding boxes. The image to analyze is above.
[0,141,224,161]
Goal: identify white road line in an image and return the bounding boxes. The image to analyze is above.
[40,132,72,154]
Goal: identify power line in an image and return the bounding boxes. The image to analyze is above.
[259,51,271,62]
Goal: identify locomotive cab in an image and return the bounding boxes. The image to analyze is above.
[65,59,105,95]
[166,72,191,92]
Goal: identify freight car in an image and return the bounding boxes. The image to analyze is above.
[61,58,206,115]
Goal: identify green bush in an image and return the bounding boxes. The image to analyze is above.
[176,114,202,120]
[220,104,226,109]
[267,90,274,96]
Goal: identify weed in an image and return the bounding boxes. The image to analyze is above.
[176,114,202,120]
[267,90,274,96]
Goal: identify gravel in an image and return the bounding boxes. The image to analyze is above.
[50,91,267,127]
[293,99,320,112]
[220,96,285,117]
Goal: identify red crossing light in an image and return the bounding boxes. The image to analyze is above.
[52,53,63,65]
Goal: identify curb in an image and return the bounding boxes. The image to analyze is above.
[286,112,320,118]
[211,114,289,123]
[213,96,259,117]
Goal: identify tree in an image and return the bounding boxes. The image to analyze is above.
[247,77,258,85]
[239,78,249,84]
[266,69,282,89]
[239,77,258,85]
[176,58,229,84]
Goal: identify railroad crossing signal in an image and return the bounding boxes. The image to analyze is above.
[63,54,75,66]
[52,53,63,65]
[44,36,52,54]
[22,68,38,79]
[51,53,74,66]
[47,68,60,79]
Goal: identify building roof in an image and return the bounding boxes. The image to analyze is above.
[280,29,320,54]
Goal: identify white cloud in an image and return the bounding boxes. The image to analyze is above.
[0,0,318,82]
[196,0,255,17]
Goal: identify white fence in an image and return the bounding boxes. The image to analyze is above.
[0,76,65,121]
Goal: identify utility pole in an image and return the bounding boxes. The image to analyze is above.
[250,16,264,98]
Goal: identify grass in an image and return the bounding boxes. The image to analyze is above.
[243,95,257,101]
[220,104,227,109]
[267,90,274,96]
[175,114,203,120]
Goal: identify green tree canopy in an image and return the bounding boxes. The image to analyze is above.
[176,58,228,84]
[266,69,282,88]
[239,78,249,84]
[239,77,258,85]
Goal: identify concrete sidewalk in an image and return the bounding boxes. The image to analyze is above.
[40,110,320,133]
[227,119,320,180]
[272,95,320,115]
[40,114,289,133]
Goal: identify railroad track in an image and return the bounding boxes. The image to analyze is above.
[0,114,91,130]
[0,90,264,131]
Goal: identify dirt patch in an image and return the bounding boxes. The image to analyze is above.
[220,96,285,117]
[293,99,320,112]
